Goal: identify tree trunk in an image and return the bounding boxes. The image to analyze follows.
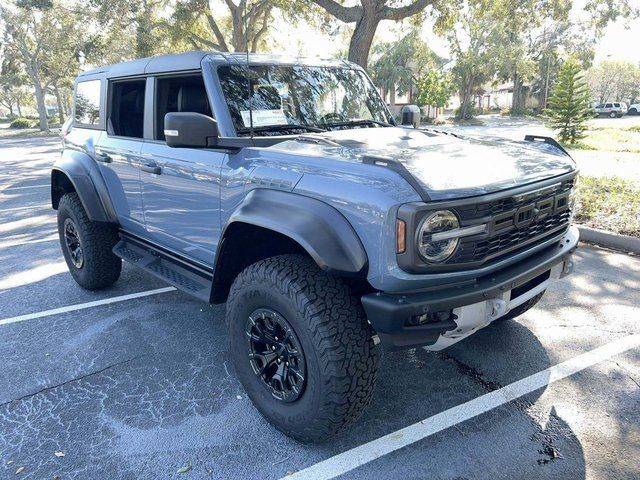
[54,86,65,124]
[389,88,396,106]
[12,103,16,117]
[347,12,380,69]
[26,58,49,131]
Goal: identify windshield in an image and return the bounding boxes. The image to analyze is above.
[217,64,390,136]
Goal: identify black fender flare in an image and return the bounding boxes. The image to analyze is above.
[51,149,118,224]
[222,189,368,275]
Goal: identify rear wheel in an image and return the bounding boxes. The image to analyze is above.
[57,192,122,290]
[629,108,638,115]
[609,111,617,118]
[226,254,379,443]
[494,291,545,322]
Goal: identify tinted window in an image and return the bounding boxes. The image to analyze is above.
[217,65,388,136]
[613,103,620,107]
[154,75,211,141]
[75,80,101,125]
[108,80,146,138]
[605,103,613,108]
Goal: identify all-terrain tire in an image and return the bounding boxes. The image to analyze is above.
[494,290,545,322]
[57,192,122,290]
[226,254,379,443]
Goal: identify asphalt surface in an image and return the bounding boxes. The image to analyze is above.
[1,136,639,480]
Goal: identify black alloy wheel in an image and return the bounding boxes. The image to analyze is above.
[64,217,84,268]
[246,308,306,402]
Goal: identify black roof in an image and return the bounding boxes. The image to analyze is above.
[78,51,211,79]
[77,51,353,80]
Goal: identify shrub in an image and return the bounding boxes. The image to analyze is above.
[9,117,36,129]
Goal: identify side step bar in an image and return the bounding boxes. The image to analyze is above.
[113,238,212,302]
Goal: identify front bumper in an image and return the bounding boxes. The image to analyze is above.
[361,226,579,351]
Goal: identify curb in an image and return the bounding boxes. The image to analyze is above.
[577,225,640,254]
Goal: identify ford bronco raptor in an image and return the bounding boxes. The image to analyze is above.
[52,51,578,442]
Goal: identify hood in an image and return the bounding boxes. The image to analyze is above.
[267,127,577,201]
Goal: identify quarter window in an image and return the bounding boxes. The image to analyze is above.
[75,80,101,126]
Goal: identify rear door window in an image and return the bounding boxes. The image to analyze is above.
[75,80,101,126]
[108,79,146,139]
[605,103,613,108]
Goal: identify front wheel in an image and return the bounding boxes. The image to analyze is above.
[57,192,122,290]
[226,254,379,443]
[609,111,617,118]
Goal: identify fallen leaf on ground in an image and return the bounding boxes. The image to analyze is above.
[15,466,25,474]
[177,465,192,474]
[54,451,65,457]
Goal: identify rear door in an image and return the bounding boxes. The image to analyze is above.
[139,73,224,266]
[95,78,147,234]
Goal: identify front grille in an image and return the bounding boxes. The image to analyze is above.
[448,176,575,265]
[455,177,575,221]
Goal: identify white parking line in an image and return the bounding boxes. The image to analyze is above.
[0,286,177,327]
[0,203,50,213]
[285,333,640,480]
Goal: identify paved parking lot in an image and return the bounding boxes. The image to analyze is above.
[1,136,639,479]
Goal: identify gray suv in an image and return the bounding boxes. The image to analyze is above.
[52,51,578,442]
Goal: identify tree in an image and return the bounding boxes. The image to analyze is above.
[1,1,53,130]
[587,61,640,104]
[0,51,31,117]
[166,0,281,53]
[90,0,171,59]
[415,69,455,118]
[369,29,439,105]
[437,0,500,120]
[545,58,593,145]
[307,0,439,68]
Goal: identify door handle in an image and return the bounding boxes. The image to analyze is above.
[141,162,161,175]
[94,151,112,163]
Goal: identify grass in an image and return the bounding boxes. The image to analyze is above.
[563,125,640,153]
[575,176,640,237]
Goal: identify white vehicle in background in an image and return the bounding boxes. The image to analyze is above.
[628,103,640,115]
[594,102,627,118]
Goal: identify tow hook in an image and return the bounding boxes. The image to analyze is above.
[487,298,507,321]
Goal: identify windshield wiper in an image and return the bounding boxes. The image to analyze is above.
[238,124,326,134]
[324,119,393,129]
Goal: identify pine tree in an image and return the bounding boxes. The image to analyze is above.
[545,58,594,145]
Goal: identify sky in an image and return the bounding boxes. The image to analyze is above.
[269,3,640,65]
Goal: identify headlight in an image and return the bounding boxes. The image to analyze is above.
[417,210,460,263]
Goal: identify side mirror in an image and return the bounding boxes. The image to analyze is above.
[400,104,421,128]
[164,112,219,148]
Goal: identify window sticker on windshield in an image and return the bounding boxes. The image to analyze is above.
[241,109,288,127]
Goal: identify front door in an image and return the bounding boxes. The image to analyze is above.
[140,74,223,266]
